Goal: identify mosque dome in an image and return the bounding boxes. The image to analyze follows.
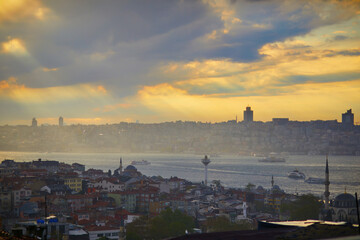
[124,165,137,171]
[334,193,356,208]
[272,185,281,191]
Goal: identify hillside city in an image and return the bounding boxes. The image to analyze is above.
[0,108,359,156]
[0,157,359,239]
[0,108,359,239]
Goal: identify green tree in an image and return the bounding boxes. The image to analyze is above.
[126,209,195,240]
[206,216,254,232]
[126,215,150,240]
[149,208,195,239]
[245,182,255,191]
[280,194,322,220]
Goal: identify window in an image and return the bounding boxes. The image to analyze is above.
[97,233,104,237]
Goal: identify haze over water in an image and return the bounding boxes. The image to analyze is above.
[1,151,359,198]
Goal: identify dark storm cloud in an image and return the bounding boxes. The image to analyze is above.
[278,72,360,86]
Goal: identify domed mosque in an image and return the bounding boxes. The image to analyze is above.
[122,164,141,177]
[321,155,359,223]
[113,157,142,178]
[331,192,359,223]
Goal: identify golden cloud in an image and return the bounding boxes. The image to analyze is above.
[42,67,58,72]
[1,38,28,55]
[0,77,108,104]
[202,0,242,39]
[0,0,50,23]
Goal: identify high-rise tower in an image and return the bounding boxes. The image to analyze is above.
[243,106,253,122]
[342,109,354,126]
[59,116,64,126]
[324,155,330,209]
[32,118,37,127]
[201,155,211,186]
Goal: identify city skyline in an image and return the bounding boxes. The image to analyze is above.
[1,1,360,125]
[14,107,357,126]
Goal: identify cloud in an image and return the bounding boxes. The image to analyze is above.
[1,38,28,55]
[328,34,349,42]
[42,67,58,72]
[0,0,49,23]
[0,77,108,104]
[1,1,360,124]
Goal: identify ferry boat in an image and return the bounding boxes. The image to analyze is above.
[258,152,286,163]
[258,156,286,163]
[305,177,325,184]
[131,160,151,165]
[288,169,306,179]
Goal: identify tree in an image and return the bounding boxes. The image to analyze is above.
[126,215,150,240]
[126,209,195,240]
[149,208,195,239]
[280,194,322,220]
[245,182,255,192]
[205,216,254,233]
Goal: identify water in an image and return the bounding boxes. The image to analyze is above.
[0,151,359,198]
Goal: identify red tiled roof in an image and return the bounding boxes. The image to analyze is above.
[115,209,131,215]
[85,225,119,232]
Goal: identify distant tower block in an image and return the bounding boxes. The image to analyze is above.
[324,155,330,210]
[243,106,253,122]
[59,116,64,126]
[201,155,211,186]
[342,109,354,126]
[32,117,37,127]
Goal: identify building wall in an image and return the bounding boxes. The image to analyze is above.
[0,191,11,212]
[64,178,82,192]
[88,229,119,240]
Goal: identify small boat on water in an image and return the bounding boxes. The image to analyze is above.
[258,156,286,163]
[259,152,286,163]
[131,160,151,165]
[288,169,305,179]
[305,177,325,184]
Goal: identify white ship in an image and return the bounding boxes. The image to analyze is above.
[131,160,151,165]
[288,169,306,179]
[305,177,325,184]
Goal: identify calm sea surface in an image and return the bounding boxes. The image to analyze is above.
[0,151,359,198]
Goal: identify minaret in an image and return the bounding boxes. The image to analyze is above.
[201,155,211,186]
[119,157,123,174]
[324,155,330,209]
[271,175,274,188]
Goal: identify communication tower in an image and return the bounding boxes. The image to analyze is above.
[201,155,211,186]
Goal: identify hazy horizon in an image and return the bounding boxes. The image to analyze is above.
[0,113,355,126]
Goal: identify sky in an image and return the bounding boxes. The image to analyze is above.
[0,0,360,125]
